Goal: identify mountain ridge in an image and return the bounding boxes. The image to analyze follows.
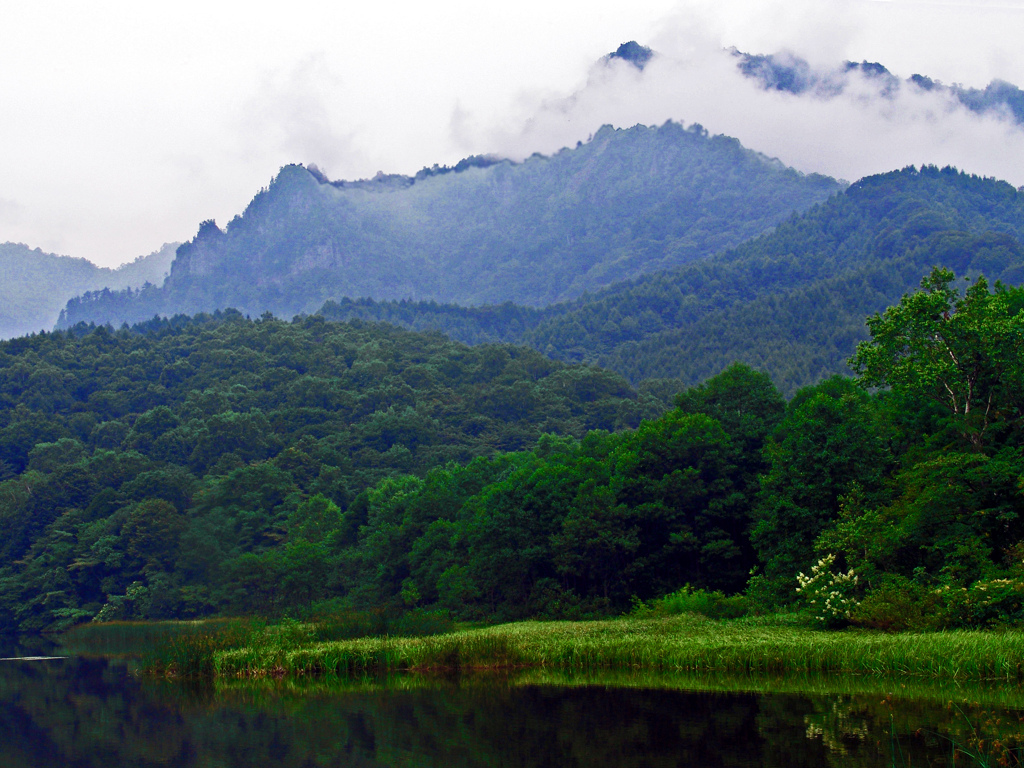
[58,121,842,328]
[0,242,177,340]
[313,165,1024,394]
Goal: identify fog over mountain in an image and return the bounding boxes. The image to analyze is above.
[465,36,1024,191]
[734,49,1024,126]
[59,121,840,328]
[3,1,1021,267]
[0,243,176,339]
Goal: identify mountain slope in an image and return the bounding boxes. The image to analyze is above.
[316,166,1024,393]
[0,242,176,339]
[58,121,842,327]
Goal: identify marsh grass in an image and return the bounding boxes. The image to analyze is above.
[638,586,749,619]
[143,619,264,678]
[213,616,1024,682]
[61,619,241,658]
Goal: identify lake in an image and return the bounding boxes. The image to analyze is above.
[1,634,1021,767]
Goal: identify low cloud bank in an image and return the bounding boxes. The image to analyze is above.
[460,31,1024,188]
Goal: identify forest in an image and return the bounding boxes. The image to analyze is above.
[3,266,1023,633]
[0,313,665,631]
[317,166,1024,394]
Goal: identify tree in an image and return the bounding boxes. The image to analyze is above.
[750,377,891,604]
[851,267,1024,450]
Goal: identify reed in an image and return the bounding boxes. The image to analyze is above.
[61,618,239,658]
[212,616,1024,682]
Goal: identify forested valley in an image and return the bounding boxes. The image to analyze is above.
[4,266,1023,633]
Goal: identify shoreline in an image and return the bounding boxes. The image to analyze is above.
[205,616,1024,683]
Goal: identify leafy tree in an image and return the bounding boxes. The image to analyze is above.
[750,377,891,604]
[852,267,1024,450]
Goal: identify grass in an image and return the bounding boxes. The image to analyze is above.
[60,618,245,658]
[207,615,1024,682]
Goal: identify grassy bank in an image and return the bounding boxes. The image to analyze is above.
[210,616,1024,682]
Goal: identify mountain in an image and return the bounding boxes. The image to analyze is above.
[316,166,1024,394]
[734,50,1024,126]
[0,242,177,339]
[606,41,654,70]
[58,121,842,328]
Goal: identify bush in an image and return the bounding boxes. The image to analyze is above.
[937,577,1024,628]
[795,554,859,629]
[852,576,940,631]
[644,585,749,619]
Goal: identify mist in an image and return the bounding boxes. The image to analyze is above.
[2,0,1023,266]
[462,23,1024,189]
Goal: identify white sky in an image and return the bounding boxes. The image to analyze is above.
[2,0,1024,267]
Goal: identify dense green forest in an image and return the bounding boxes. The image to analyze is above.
[317,166,1024,394]
[4,266,1023,632]
[0,242,176,340]
[319,268,1024,628]
[0,314,666,631]
[58,121,841,327]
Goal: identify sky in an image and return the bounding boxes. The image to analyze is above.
[2,0,1024,267]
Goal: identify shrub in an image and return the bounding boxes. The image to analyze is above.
[647,585,749,619]
[796,554,859,628]
[852,576,940,631]
[937,577,1024,628]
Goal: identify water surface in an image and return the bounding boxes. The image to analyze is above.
[1,636,1021,767]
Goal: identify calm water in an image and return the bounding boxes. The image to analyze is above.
[1,635,1022,767]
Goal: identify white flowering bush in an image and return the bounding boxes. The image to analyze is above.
[796,554,859,628]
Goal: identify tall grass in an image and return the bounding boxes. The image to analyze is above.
[83,609,456,678]
[212,616,1024,682]
[142,619,263,678]
[61,619,240,658]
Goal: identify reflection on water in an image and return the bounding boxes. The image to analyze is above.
[0,639,1021,767]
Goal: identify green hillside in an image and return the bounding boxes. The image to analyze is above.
[6,270,1024,632]
[318,166,1024,394]
[0,314,665,631]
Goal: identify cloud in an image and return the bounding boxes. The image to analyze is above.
[455,16,1024,188]
[236,56,363,179]
[3,0,1022,267]
[0,197,21,226]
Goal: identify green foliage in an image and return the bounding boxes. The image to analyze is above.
[336,365,781,620]
[324,168,1024,397]
[6,265,1024,635]
[0,314,662,631]
[750,376,891,604]
[851,576,941,632]
[641,585,749,619]
[937,576,1024,628]
[853,266,1024,450]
